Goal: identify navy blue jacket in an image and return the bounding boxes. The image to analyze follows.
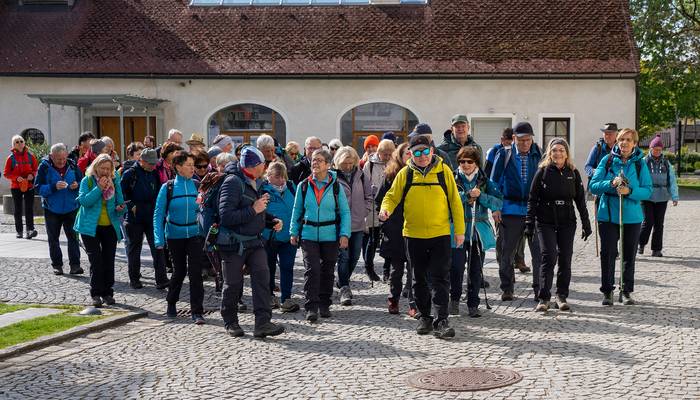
[490,143,542,216]
[121,163,161,225]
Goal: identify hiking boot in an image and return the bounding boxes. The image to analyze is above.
[602,292,614,306]
[102,295,116,306]
[319,306,332,318]
[69,265,84,275]
[651,250,663,257]
[53,266,64,276]
[130,281,144,289]
[501,291,514,301]
[271,295,280,309]
[416,317,433,335]
[638,245,644,255]
[91,296,103,308]
[339,286,352,306]
[448,299,459,316]
[622,292,635,305]
[25,230,38,240]
[433,319,455,339]
[408,306,419,319]
[166,303,177,318]
[192,314,206,325]
[387,298,399,314]
[16,232,23,239]
[306,310,318,322]
[156,280,170,290]
[280,299,300,313]
[226,323,244,337]
[253,322,285,338]
[468,306,481,318]
[557,296,570,311]
[515,261,530,273]
[535,300,549,312]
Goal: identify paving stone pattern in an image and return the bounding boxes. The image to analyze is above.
[0,193,699,399]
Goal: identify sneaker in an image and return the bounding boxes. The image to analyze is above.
[501,291,514,301]
[515,261,530,273]
[416,317,433,335]
[407,305,419,319]
[53,267,64,276]
[387,298,399,314]
[226,323,244,337]
[25,230,38,240]
[253,322,285,338]
[448,299,459,316]
[306,310,318,322]
[638,245,644,255]
[68,265,84,275]
[91,296,103,308]
[433,319,455,339]
[622,292,635,305]
[651,251,663,257]
[468,306,481,318]
[102,295,116,306]
[130,281,144,289]
[280,299,300,313]
[319,306,332,318]
[192,314,206,325]
[535,300,549,312]
[557,296,570,311]
[602,292,614,306]
[166,303,177,318]
[156,280,170,290]
[339,286,352,306]
[271,295,280,309]
[16,232,23,239]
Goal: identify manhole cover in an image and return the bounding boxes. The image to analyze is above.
[406,367,522,392]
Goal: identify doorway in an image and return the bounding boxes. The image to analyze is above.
[96,116,156,155]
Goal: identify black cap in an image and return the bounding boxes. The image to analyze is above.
[409,135,431,150]
[408,123,432,137]
[513,122,534,137]
[601,122,618,132]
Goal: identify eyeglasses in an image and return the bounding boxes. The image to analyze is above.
[412,148,431,157]
[195,164,208,169]
[311,158,326,164]
[14,140,24,144]
[459,159,475,165]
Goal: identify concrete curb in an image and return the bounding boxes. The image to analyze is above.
[0,309,148,361]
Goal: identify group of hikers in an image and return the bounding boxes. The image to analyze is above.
[3,116,680,339]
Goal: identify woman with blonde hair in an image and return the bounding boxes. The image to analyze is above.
[74,154,126,307]
[526,138,591,312]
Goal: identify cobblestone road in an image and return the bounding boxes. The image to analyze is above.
[0,192,698,399]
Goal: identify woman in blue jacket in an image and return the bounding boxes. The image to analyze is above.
[290,149,351,322]
[590,128,653,306]
[261,161,299,313]
[450,147,502,318]
[153,151,205,325]
[74,154,125,308]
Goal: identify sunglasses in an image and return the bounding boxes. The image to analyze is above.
[459,159,475,165]
[195,164,208,169]
[14,140,24,144]
[412,148,431,157]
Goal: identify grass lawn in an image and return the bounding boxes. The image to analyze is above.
[678,178,700,191]
[0,303,105,350]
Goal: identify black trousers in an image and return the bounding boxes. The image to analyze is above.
[639,201,668,252]
[362,226,385,270]
[406,235,451,321]
[301,240,338,312]
[220,247,270,328]
[81,226,117,297]
[44,208,80,268]
[450,238,484,307]
[166,237,204,314]
[498,215,541,294]
[11,188,34,234]
[536,222,576,301]
[388,257,409,301]
[599,222,641,294]
[124,221,168,285]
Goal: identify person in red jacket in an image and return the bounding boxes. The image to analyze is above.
[3,135,39,239]
[77,139,107,174]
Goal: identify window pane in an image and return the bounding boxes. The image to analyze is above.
[354,103,405,131]
[556,121,568,136]
[252,0,280,4]
[281,0,309,3]
[544,120,556,136]
[222,0,251,4]
[191,0,221,4]
[220,104,274,131]
[311,0,339,4]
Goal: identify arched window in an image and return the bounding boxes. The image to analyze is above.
[340,102,418,153]
[207,103,286,147]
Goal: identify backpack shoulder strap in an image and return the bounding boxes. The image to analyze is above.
[332,180,341,224]
[165,179,175,217]
[286,180,296,195]
[399,167,414,206]
[297,179,310,226]
[435,167,453,221]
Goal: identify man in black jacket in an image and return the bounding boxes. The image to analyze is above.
[120,148,169,290]
[218,147,285,338]
[289,136,322,184]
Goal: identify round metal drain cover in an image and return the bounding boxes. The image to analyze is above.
[406,367,522,392]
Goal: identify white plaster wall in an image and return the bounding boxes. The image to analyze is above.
[0,76,635,194]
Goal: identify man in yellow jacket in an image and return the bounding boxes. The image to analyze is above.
[379,132,465,338]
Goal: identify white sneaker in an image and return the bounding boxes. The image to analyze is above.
[271,295,280,309]
[340,286,352,306]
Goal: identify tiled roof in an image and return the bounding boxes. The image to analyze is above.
[0,0,640,76]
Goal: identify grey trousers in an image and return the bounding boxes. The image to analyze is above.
[498,215,541,294]
[220,247,271,328]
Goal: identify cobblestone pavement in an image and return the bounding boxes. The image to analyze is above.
[0,192,699,399]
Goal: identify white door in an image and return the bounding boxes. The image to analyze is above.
[471,118,512,154]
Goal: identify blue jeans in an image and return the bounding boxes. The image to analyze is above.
[266,240,298,302]
[336,231,364,288]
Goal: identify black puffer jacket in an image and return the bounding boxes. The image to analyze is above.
[526,164,591,230]
[289,157,311,184]
[375,178,406,261]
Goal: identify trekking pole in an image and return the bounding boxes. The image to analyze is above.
[471,201,491,310]
[618,171,626,303]
[593,195,599,257]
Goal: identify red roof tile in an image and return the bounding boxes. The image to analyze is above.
[0,0,640,76]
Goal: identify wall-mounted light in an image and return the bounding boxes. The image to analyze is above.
[116,104,122,111]
[130,106,135,112]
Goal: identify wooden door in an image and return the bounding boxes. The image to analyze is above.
[97,117,156,156]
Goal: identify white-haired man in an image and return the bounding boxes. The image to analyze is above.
[289,136,322,184]
[256,134,294,171]
[156,129,183,158]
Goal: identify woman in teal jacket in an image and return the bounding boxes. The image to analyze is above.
[153,151,205,325]
[289,149,351,322]
[590,128,653,306]
[74,154,126,308]
[450,147,502,318]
